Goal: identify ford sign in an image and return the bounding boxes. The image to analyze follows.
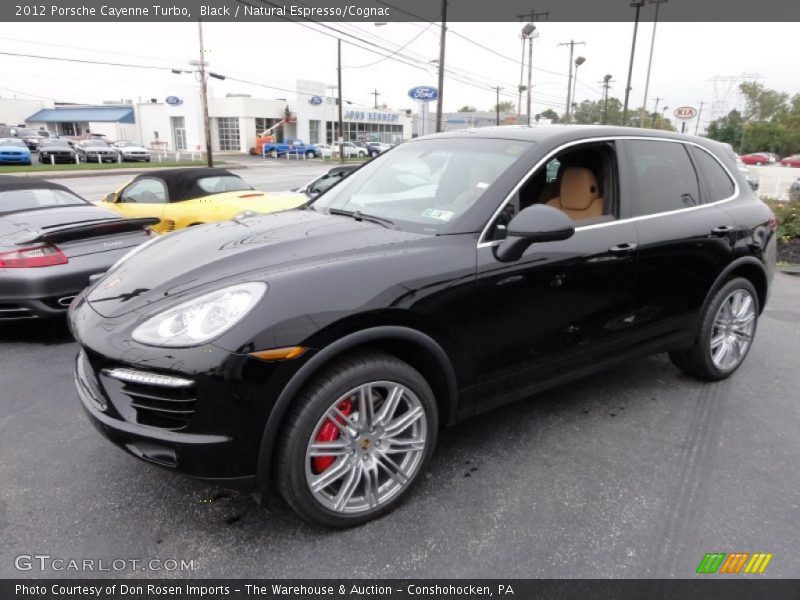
[408,86,438,102]
[308,96,323,105]
[165,96,182,106]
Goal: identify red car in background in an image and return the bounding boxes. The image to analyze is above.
[780,154,800,168]
[740,153,771,166]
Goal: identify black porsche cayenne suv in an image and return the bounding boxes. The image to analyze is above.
[70,126,776,527]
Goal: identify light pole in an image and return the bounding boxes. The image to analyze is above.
[521,23,535,125]
[435,0,447,133]
[558,40,585,123]
[197,21,212,167]
[571,56,586,123]
[601,74,613,124]
[622,1,645,126]
[495,86,502,125]
[639,0,668,130]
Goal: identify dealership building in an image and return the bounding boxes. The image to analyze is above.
[1,79,412,153]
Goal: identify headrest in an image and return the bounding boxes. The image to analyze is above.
[559,167,600,211]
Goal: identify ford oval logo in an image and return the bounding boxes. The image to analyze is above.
[165,96,182,106]
[408,86,438,102]
[308,96,323,105]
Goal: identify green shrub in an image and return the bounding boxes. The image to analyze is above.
[764,199,800,241]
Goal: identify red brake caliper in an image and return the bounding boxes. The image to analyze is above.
[312,398,353,474]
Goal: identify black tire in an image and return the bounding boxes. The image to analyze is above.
[669,277,759,381]
[275,351,438,528]
[371,150,379,158]
[306,151,316,159]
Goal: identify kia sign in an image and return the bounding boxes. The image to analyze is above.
[408,86,438,102]
[308,96,323,105]
[674,106,698,120]
[165,96,182,106]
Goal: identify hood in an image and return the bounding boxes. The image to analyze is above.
[86,209,426,318]
[0,205,122,247]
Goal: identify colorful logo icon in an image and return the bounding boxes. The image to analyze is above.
[165,96,182,106]
[408,86,438,102]
[696,552,773,574]
[308,96,323,105]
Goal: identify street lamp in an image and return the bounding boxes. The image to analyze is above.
[570,56,586,123]
[601,74,613,124]
[521,23,536,125]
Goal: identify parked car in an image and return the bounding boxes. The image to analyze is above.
[38,139,77,164]
[315,143,334,158]
[292,164,359,199]
[734,155,759,191]
[262,139,321,159]
[0,138,32,165]
[97,168,306,234]
[12,128,47,150]
[113,141,151,162]
[364,142,392,158]
[789,178,800,202]
[0,176,157,321]
[339,141,367,158]
[70,126,776,527]
[780,154,800,168]
[75,139,119,163]
[740,153,771,166]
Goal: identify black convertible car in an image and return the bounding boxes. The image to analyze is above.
[70,126,776,527]
[0,176,157,320]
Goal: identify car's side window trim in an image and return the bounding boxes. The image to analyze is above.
[477,135,740,247]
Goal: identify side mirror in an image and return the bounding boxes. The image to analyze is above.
[103,192,118,203]
[494,204,575,262]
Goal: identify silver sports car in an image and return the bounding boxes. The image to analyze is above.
[0,176,157,320]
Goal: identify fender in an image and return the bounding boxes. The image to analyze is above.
[254,325,459,490]
[706,255,768,313]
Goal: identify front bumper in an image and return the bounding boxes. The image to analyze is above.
[69,295,311,486]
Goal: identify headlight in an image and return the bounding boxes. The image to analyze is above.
[132,282,267,347]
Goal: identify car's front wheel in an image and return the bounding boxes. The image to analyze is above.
[371,150,379,158]
[275,352,438,528]
[306,150,316,159]
[669,277,759,381]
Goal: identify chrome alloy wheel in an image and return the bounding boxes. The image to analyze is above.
[709,288,756,371]
[304,381,427,514]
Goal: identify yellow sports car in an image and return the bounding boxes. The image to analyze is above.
[99,167,306,234]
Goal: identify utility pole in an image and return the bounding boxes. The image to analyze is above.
[337,38,344,164]
[526,29,533,125]
[558,40,585,123]
[622,1,645,126]
[600,75,614,124]
[639,0,668,131]
[435,0,447,133]
[650,96,663,128]
[370,88,381,109]
[694,100,705,135]
[495,86,502,125]
[197,21,213,167]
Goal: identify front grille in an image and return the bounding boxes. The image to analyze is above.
[101,367,196,430]
[0,304,36,319]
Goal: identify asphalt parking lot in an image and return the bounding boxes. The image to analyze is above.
[0,258,798,578]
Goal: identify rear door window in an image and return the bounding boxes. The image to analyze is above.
[690,147,735,202]
[626,140,700,216]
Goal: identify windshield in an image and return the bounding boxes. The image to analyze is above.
[0,188,88,214]
[84,140,109,147]
[196,175,252,193]
[40,140,71,148]
[0,138,27,147]
[116,141,138,147]
[312,137,531,234]
[16,129,40,137]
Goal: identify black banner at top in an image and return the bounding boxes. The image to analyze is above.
[2,0,799,22]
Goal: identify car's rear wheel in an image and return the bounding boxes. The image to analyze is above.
[275,351,437,528]
[371,150,379,158]
[669,277,759,381]
[306,150,316,159]
[756,161,763,166]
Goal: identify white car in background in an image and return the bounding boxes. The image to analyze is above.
[112,140,151,162]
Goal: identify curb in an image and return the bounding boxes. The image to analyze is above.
[1,162,246,180]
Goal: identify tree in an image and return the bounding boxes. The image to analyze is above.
[536,108,560,123]
[492,100,515,113]
[739,81,789,122]
[569,98,623,126]
[706,109,744,147]
[457,105,477,112]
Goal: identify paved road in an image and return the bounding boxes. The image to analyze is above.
[0,272,798,579]
[44,160,334,201]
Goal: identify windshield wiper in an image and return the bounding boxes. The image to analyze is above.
[327,207,396,229]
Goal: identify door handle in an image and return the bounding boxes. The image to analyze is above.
[710,225,733,236]
[609,242,637,254]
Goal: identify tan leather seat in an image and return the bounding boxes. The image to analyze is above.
[547,167,604,220]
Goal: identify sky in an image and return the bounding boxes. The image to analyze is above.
[0,21,797,131]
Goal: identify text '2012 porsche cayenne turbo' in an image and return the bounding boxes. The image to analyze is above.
[69,126,776,527]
